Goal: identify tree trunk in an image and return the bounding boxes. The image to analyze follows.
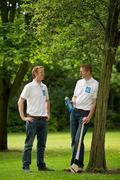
[87,0,120,172]
[0,61,30,151]
[87,47,116,172]
[0,95,9,151]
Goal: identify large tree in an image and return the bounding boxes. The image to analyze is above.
[87,0,120,172]
[33,0,120,172]
[0,0,33,150]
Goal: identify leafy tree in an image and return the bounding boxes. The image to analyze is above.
[87,0,120,172]
[31,0,103,131]
[32,0,103,72]
[32,0,120,172]
[0,0,34,150]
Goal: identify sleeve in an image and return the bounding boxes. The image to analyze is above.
[73,81,79,96]
[20,85,30,100]
[45,86,49,100]
[93,82,99,99]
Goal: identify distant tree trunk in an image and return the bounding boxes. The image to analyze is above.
[0,80,9,151]
[0,95,9,150]
[87,0,120,172]
[0,61,30,151]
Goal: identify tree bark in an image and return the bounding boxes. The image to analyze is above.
[87,0,120,172]
[9,61,30,99]
[9,1,16,23]
[0,89,9,150]
[0,0,18,23]
[0,61,30,151]
[0,1,9,23]
[87,48,116,172]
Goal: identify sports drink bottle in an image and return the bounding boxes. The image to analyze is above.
[64,97,74,113]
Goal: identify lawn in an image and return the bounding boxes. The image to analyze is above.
[0,131,120,180]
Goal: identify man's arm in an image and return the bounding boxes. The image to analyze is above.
[72,96,77,105]
[18,97,32,122]
[45,99,50,120]
[83,98,97,124]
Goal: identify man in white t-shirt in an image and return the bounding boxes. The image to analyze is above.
[70,64,99,172]
[18,66,54,172]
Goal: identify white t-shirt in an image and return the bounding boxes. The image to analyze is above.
[73,77,99,110]
[20,79,49,116]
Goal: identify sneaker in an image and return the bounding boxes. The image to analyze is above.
[38,166,54,171]
[77,167,83,173]
[64,166,83,173]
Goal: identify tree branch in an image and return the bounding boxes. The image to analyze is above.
[9,61,30,99]
[92,9,105,31]
[105,0,120,47]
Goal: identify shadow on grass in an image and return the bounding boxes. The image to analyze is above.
[1,148,71,156]
[85,168,120,175]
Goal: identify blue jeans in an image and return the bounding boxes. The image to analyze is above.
[70,109,90,168]
[22,119,48,169]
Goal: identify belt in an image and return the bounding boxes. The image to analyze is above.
[74,108,90,113]
[27,114,47,120]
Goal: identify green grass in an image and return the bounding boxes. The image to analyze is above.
[0,131,120,180]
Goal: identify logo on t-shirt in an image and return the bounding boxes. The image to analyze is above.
[85,86,91,93]
[42,90,46,96]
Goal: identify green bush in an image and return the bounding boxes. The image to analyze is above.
[107,109,120,129]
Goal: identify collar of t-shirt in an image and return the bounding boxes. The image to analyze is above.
[32,79,44,87]
[84,77,93,83]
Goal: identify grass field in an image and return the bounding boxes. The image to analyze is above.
[0,131,120,180]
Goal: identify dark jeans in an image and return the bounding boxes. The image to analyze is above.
[22,119,48,169]
[70,109,90,168]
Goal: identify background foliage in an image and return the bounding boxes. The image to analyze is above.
[3,0,119,132]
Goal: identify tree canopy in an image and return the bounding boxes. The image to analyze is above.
[0,0,120,173]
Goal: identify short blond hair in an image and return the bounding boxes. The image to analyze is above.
[80,64,92,73]
[32,66,44,78]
